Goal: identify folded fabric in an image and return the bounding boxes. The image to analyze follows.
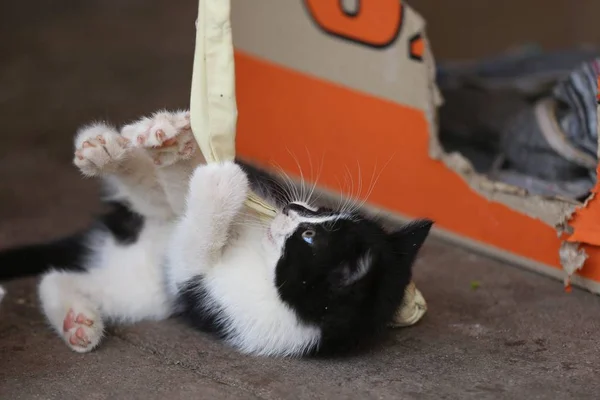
[438,46,600,200]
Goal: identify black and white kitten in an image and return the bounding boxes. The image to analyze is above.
[0,110,433,357]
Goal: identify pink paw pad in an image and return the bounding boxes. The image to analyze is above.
[162,137,178,147]
[68,327,90,346]
[63,308,76,331]
[178,140,195,156]
[75,313,94,326]
[63,308,95,348]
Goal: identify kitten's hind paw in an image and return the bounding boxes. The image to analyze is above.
[74,123,130,176]
[121,110,200,167]
[62,307,104,353]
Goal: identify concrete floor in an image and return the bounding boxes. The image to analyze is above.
[1,1,600,399]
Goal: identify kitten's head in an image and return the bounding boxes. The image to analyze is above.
[269,201,433,355]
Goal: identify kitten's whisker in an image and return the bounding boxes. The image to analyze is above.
[286,148,306,204]
[276,280,288,291]
[274,162,299,204]
[334,175,346,211]
[342,164,355,214]
[277,165,299,203]
[305,145,314,204]
[340,180,348,214]
[340,167,349,214]
[312,191,323,204]
[263,181,291,205]
[271,161,299,205]
[363,158,379,208]
[306,150,324,206]
[355,159,363,214]
[356,153,395,211]
[260,165,293,201]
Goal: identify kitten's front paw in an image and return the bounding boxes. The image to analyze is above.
[74,124,130,176]
[121,110,199,167]
[62,307,104,353]
[190,162,249,206]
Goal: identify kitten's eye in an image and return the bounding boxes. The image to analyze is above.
[301,229,316,244]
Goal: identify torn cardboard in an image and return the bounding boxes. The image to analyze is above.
[432,60,600,287]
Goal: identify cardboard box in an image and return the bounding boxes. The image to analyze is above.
[231,1,600,294]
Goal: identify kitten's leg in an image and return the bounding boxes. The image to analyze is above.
[122,110,206,216]
[39,258,172,353]
[166,162,249,292]
[39,270,105,353]
[73,123,173,219]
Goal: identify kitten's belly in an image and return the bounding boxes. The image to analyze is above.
[85,220,175,322]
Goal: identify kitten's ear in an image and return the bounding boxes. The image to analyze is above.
[338,252,373,287]
[389,219,433,261]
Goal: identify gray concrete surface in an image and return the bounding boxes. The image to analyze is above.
[3,237,600,399]
[1,1,600,399]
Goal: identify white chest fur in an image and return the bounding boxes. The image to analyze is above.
[200,223,321,357]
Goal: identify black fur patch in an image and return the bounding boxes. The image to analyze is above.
[176,275,229,340]
[0,200,145,281]
[98,201,145,245]
[275,211,433,356]
[236,158,289,208]
[0,234,88,281]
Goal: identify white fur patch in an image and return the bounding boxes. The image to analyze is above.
[38,110,198,353]
[202,222,322,357]
[268,209,350,251]
[39,219,175,352]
